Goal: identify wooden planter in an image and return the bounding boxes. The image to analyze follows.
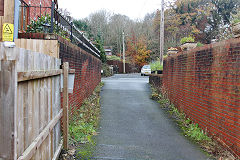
[181,42,197,51]
[232,22,240,38]
[18,33,58,40]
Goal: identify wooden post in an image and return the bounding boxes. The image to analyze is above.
[62,62,69,150]
[159,0,165,65]
[122,31,125,74]
[3,0,15,23]
[0,45,18,159]
[0,0,15,41]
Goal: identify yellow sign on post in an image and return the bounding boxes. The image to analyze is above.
[2,23,14,42]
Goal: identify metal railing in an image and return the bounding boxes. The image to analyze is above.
[19,0,100,57]
[19,0,30,32]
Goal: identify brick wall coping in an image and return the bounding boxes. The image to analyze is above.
[164,38,240,60]
[149,74,163,77]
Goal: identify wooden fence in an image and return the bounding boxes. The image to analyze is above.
[15,39,59,58]
[0,43,69,160]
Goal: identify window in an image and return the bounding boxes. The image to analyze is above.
[143,65,150,69]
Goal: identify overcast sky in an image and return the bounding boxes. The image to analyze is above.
[58,0,162,20]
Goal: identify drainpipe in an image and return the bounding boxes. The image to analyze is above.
[14,0,20,40]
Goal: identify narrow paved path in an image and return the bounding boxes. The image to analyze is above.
[94,74,209,160]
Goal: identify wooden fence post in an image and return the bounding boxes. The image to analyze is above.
[62,62,69,150]
[0,46,18,159]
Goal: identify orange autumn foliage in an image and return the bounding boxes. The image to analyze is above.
[126,32,151,67]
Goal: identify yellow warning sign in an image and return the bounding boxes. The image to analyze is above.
[2,23,14,42]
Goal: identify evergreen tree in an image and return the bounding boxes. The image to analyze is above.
[95,39,107,63]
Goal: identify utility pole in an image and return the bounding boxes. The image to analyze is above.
[122,31,126,74]
[119,34,122,60]
[160,0,165,65]
[120,47,122,60]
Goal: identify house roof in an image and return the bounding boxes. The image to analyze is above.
[105,49,112,52]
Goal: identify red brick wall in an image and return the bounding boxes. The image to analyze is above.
[23,0,52,21]
[161,38,240,157]
[58,37,101,113]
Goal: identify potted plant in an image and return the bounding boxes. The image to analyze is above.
[232,19,240,38]
[167,47,178,56]
[180,35,197,51]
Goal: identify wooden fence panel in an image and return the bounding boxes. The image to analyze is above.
[16,49,62,160]
[15,39,60,58]
[0,43,66,160]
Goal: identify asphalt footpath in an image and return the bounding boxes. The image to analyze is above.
[93,74,210,160]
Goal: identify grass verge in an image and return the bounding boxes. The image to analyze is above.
[151,85,236,160]
[59,82,104,160]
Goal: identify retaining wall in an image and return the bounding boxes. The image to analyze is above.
[150,38,240,157]
[58,37,101,113]
[17,34,102,113]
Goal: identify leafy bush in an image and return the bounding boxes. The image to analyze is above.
[197,42,204,47]
[94,39,107,63]
[27,15,50,33]
[73,19,93,39]
[26,15,70,41]
[186,123,211,141]
[101,63,113,77]
[180,35,195,44]
[150,61,163,71]
[106,55,121,61]
[233,18,240,24]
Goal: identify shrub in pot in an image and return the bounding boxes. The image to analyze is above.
[150,61,163,74]
[180,35,197,51]
[167,47,178,56]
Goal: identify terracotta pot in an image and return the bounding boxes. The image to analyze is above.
[181,42,197,51]
[232,22,240,37]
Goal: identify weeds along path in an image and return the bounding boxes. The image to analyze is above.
[59,82,104,160]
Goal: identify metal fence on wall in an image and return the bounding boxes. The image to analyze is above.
[19,0,100,57]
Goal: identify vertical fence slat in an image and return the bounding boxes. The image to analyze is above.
[62,62,69,149]
[0,60,17,160]
[16,50,25,158]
